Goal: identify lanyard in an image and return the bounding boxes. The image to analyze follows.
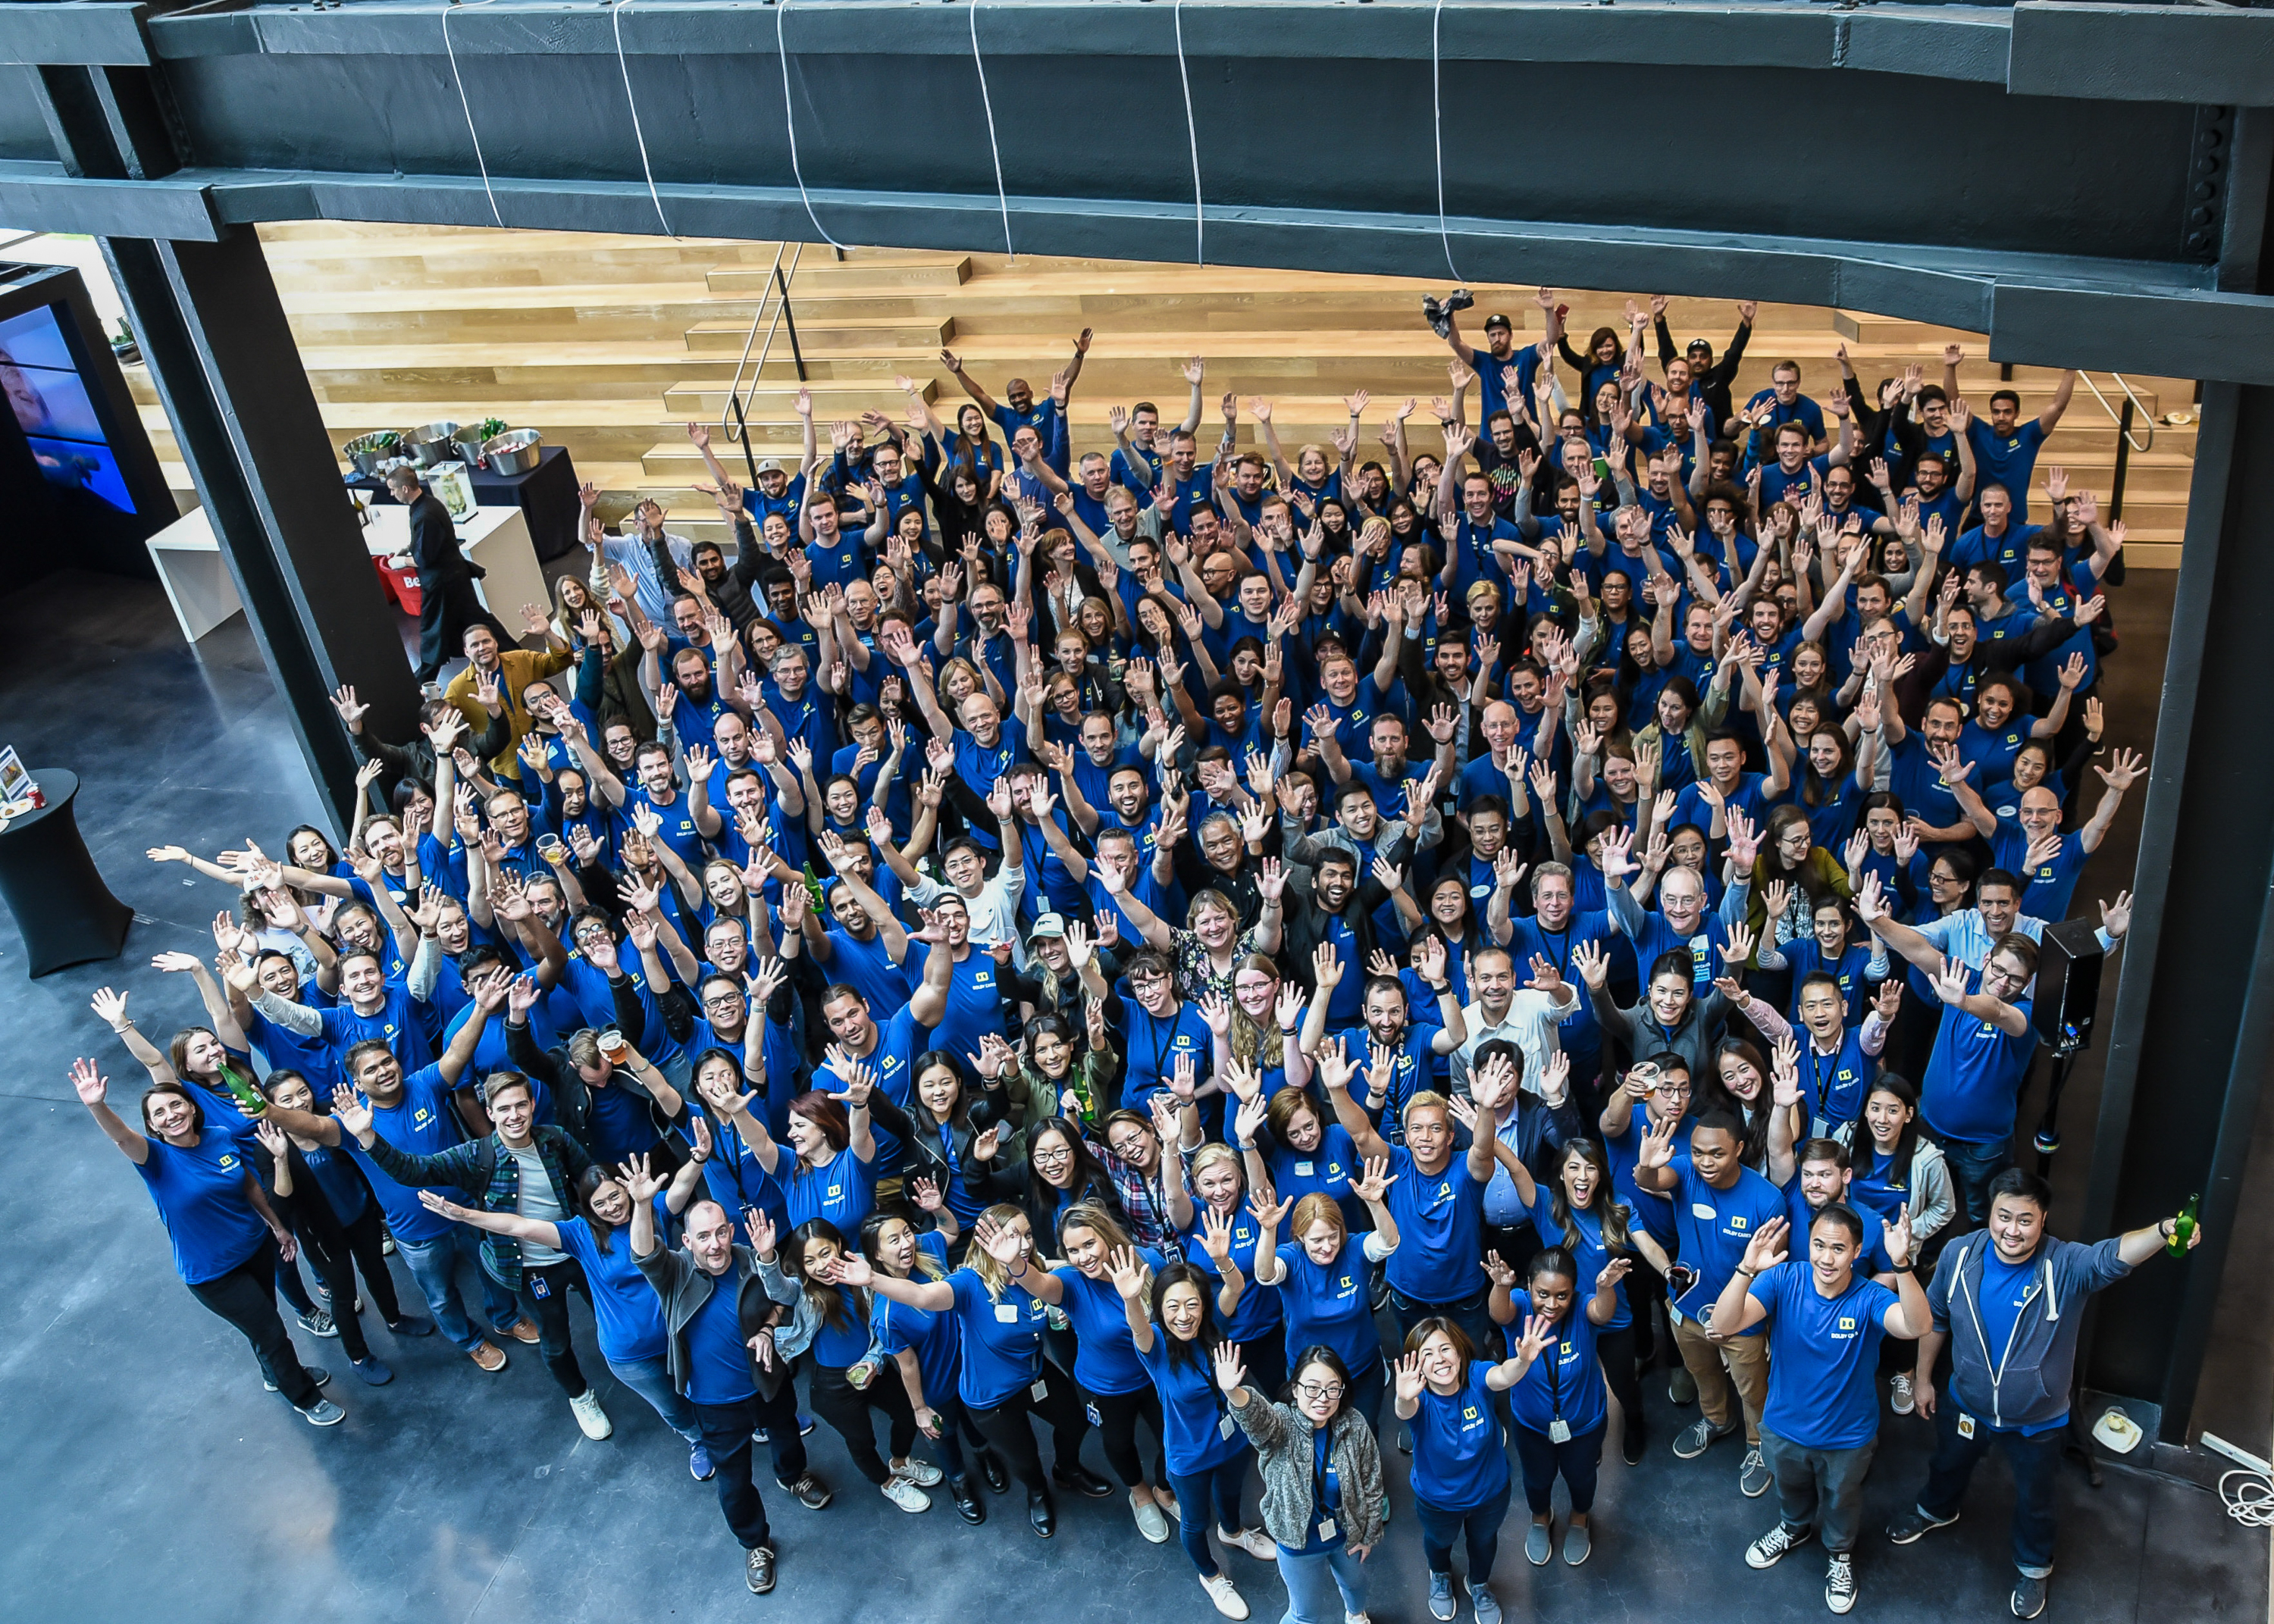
[1546,1317,1566,1419]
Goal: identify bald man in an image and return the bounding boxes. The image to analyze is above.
[1950,746,2144,922]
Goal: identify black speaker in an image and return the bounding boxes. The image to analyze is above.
[2030,917,2104,1052]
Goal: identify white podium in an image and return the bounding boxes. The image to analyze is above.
[145,502,548,645]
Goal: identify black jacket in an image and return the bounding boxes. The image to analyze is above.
[408,491,470,587]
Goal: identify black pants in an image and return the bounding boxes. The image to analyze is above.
[926,1397,994,1484]
[300,1203,404,1362]
[1483,1220,1542,1284]
[1596,1322,1647,1449]
[809,1360,919,1486]
[511,1258,589,1398]
[1624,1253,1669,1369]
[186,1238,321,1408]
[966,1364,1090,1493]
[1513,1419,1606,1515]
[1087,1382,1170,1491]
[1236,1326,1289,1400]
[414,577,512,684]
[693,1385,807,1550]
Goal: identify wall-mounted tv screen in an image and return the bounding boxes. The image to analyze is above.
[1,305,137,516]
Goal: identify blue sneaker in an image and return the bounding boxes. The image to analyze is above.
[350,1356,394,1386]
[387,1314,436,1338]
[1428,1572,1455,1622]
[690,1442,716,1481]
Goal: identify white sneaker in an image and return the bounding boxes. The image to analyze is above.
[569,1391,612,1440]
[1223,1525,1278,1560]
[1199,1573,1249,1619]
[881,1475,932,1513]
[1345,1614,1373,1624]
[1132,1493,1173,1544]
[1890,1372,1915,1416]
[893,1458,945,1488]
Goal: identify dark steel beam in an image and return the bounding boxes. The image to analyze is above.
[2009,1,2274,106]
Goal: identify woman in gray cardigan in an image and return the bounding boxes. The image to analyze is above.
[1220,1341,1386,1624]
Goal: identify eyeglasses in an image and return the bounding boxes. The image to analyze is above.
[1653,1080,1693,1096]
[1032,1147,1073,1166]
[1293,1380,1345,1401]
[703,992,743,1010]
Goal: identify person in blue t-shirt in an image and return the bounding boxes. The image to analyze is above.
[857,1209,998,1522]
[1939,349,2074,523]
[1247,1146,1402,1427]
[1631,1108,1786,1495]
[1113,1248,1277,1618]
[72,1060,341,1424]
[1857,885,2043,1227]
[1018,1203,1177,1535]
[1393,1309,1550,1624]
[1713,1202,1928,1616]
[421,1147,719,1478]
[1485,1245,1628,1569]
[851,1207,1095,1537]
[1951,751,2143,926]
[1888,1169,2198,1621]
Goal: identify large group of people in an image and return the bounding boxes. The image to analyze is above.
[90,291,2201,1622]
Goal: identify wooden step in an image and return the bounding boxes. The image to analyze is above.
[682,316,956,353]
[708,255,972,293]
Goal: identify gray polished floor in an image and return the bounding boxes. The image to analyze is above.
[0,569,2258,1624]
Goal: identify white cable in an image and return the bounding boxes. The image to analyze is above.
[1433,0,1461,282]
[2222,1470,2274,1528]
[969,0,1013,256]
[775,0,847,251]
[610,0,675,238]
[1173,0,1203,265]
[439,0,504,229]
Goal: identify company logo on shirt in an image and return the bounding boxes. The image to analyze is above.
[1729,1215,1750,1231]
[973,972,994,990]
[412,1108,434,1128]
[1837,1316,1857,1332]
[218,1153,240,1171]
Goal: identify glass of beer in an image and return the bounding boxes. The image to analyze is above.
[597,1028,630,1065]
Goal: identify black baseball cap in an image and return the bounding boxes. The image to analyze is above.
[1483,313,1513,332]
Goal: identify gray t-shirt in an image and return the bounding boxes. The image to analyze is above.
[512,1144,568,1266]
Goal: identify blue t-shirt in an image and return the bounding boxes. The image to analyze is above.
[872,1233,959,1405]
[1668,1154,1785,1335]
[1603,1103,1678,1248]
[558,1213,669,1365]
[1266,1124,1358,1213]
[1136,1335,1249,1476]
[1781,1185,1894,1277]
[135,1131,268,1284]
[1525,1187,1630,1331]
[1275,1234,1383,1376]
[781,1148,879,1233]
[1794,1028,1878,1133]
[684,1272,759,1404]
[1972,1251,2066,1435]
[948,1267,1050,1409]
[1749,1260,1900,1450]
[1182,1205,1282,1343]
[1409,1359,1511,1511]
[1920,984,2038,1145]
[1992,826,2090,924]
[1051,1248,1165,1397]
[1381,1145,1489,1306]
[1507,1306,1607,1440]
[1283,1425,1349,1556]
[1119,998,1214,1109]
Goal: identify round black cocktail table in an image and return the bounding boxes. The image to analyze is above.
[0,770,132,975]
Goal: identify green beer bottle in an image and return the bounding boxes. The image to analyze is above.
[2167,1193,2200,1256]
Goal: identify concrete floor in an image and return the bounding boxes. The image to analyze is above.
[0,568,2261,1624]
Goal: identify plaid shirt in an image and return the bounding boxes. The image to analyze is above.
[364,1126,594,1292]
[1088,1136,1179,1248]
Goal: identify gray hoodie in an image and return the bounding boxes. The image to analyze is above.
[1926,1230,2131,1432]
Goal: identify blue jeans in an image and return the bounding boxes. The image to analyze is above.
[395,1225,518,1350]
[1931,1130,2015,1229]
[1169,1450,1254,1576]
[608,1353,703,1446]
[1416,1480,1511,1583]
[1276,1542,1369,1624]
[1919,1397,2061,1576]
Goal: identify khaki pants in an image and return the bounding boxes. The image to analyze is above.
[1672,1313,1771,1444]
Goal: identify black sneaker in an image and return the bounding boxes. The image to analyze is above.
[2011,1575,2047,1619]
[980,1450,1010,1494]
[775,1472,832,1510]
[1051,1464,1114,1499]
[1887,1504,1959,1544]
[1622,1422,1647,1466]
[1423,297,1452,341]
[745,1545,776,1594]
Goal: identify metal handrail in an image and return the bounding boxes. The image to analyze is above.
[719,240,799,458]
[2078,371,2156,453]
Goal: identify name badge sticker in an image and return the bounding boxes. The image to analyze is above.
[994,1303,1020,1323]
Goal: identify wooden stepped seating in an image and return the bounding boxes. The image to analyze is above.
[206,224,2198,565]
